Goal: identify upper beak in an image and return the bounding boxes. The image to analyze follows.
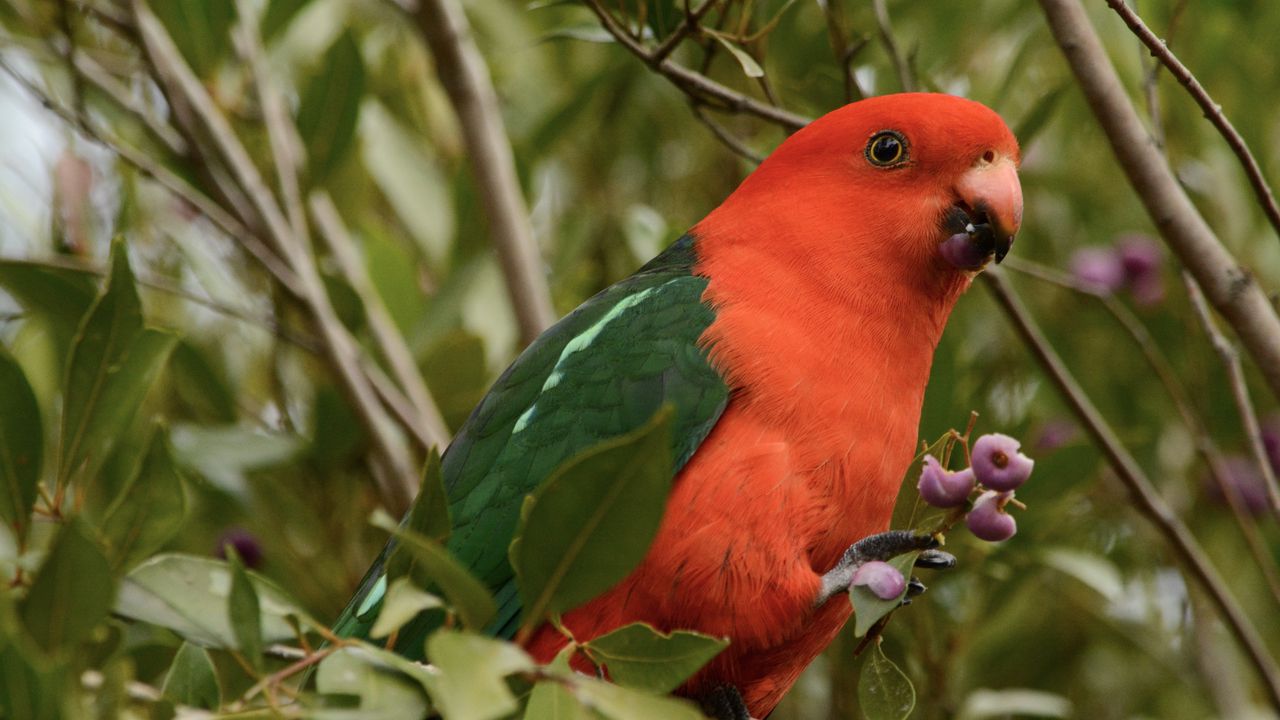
[955,156,1023,263]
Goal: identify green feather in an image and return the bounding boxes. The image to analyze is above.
[332,235,729,658]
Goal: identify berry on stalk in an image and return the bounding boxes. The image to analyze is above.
[966,491,1017,542]
[851,561,907,600]
[917,455,975,507]
[971,433,1034,491]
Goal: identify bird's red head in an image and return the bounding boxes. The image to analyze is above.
[698,93,1022,294]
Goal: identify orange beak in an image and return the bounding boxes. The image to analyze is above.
[955,156,1023,263]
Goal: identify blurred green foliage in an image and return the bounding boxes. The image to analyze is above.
[0,0,1278,717]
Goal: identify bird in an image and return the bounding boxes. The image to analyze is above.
[333,91,1022,718]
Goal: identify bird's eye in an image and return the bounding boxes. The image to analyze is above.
[865,130,908,167]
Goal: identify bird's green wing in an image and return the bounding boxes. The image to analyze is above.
[333,235,729,657]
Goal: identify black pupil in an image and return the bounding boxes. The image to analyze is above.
[873,136,900,163]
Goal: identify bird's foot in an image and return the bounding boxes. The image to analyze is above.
[815,530,956,607]
[701,685,754,720]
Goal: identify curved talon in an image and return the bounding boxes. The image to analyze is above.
[914,549,957,570]
[815,530,943,607]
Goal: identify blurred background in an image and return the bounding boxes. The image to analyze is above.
[2,0,1279,717]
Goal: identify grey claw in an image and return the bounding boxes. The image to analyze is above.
[914,549,957,570]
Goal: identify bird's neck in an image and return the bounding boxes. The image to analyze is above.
[690,216,968,549]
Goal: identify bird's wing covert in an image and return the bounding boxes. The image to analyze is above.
[333,236,729,655]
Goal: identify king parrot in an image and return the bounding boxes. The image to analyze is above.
[333,92,1023,717]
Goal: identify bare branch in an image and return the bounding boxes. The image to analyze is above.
[310,191,451,450]
[691,104,762,164]
[872,0,914,92]
[981,269,1280,708]
[1038,0,1280,403]
[132,0,420,513]
[1104,0,1280,242]
[582,0,810,132]
[651,0,717,64]
[408,0,557,346]
[1182,271,1280,517]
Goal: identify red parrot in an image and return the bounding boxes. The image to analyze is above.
[335,92,1022,717]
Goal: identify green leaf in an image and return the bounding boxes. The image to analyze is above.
[372,512,496,631]
[0,260,95,356]
[20,519,116,654]
[709,34,764,78]
[403,448,450,543]
[169,423,303,495]
[297,31,365,183]
[262,0,313,39]
[422,630,534,720]
[100,427,189,572]
[0,634,65,720]
[857,642,915,720]
[851,552,918,638]
[568,675,705,720]
[227,552,263,670]
[0,348,41,535]
[369,578,443,640]
[525,645,596,720]
[584,623,727,694]
[161,642,221,709]
[60,242,177,490]
[114,554,307,648]
[169,341,236,423]
[150,0,237,78]
[315,645,431,719]
[512,406,674,629]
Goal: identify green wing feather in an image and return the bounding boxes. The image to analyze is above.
[333,235,729,657]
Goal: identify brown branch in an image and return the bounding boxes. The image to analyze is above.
[1005,257,1280,606]
[582,0,810,132]
[132,0,419,514]
[1182,271,1280,517]
[1104,0,1280,242]
[408,0,557,346]
[1038,0,1280,404]
[690,104,762,164]
[981,268,1280,710]
[310,191,452,450]
[651,0,717,63]
[872,0,914,92]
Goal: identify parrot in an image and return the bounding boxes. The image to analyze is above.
[333,92,1023,718]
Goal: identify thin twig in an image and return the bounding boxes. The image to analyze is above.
[234,0,308,241]
[690,104,762,164]
[406,0,557,346]
[651,0,717,63]
[981,268,1280,710]
[872,0,914,92]
[71,51,187,155]
[582,0,809,132]
[0,58,303,295]
[1104,0,1280,242]
[1038,0,1280,403]
[1006,257,1280,606]
[310,191,451,449]
[132,0,419,513]
[1182,271,1280,517]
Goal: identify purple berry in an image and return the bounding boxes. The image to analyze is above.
[215,527,264,569]
[1033,419,1078,453]
[966,491,1017,542]
[1070,247,1124,293]
[1116,234,1162,281]
[851,561,907,600]
[1263,416,1280,476]
[971,433,1034,491]
[917,455,975,507]
[939,232,991,270]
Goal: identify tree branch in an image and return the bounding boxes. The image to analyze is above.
[1182,271,1280,517]
[1104,0,1280,242]
[581,0,810,132]
[407,0,557,346]
[132,0,419,513]
[1037,0,1280,403]
[981,268,1280,711]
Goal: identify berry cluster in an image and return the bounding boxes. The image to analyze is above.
[917,433,1035,542]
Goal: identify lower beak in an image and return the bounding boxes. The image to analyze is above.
[954,157,1023,265]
